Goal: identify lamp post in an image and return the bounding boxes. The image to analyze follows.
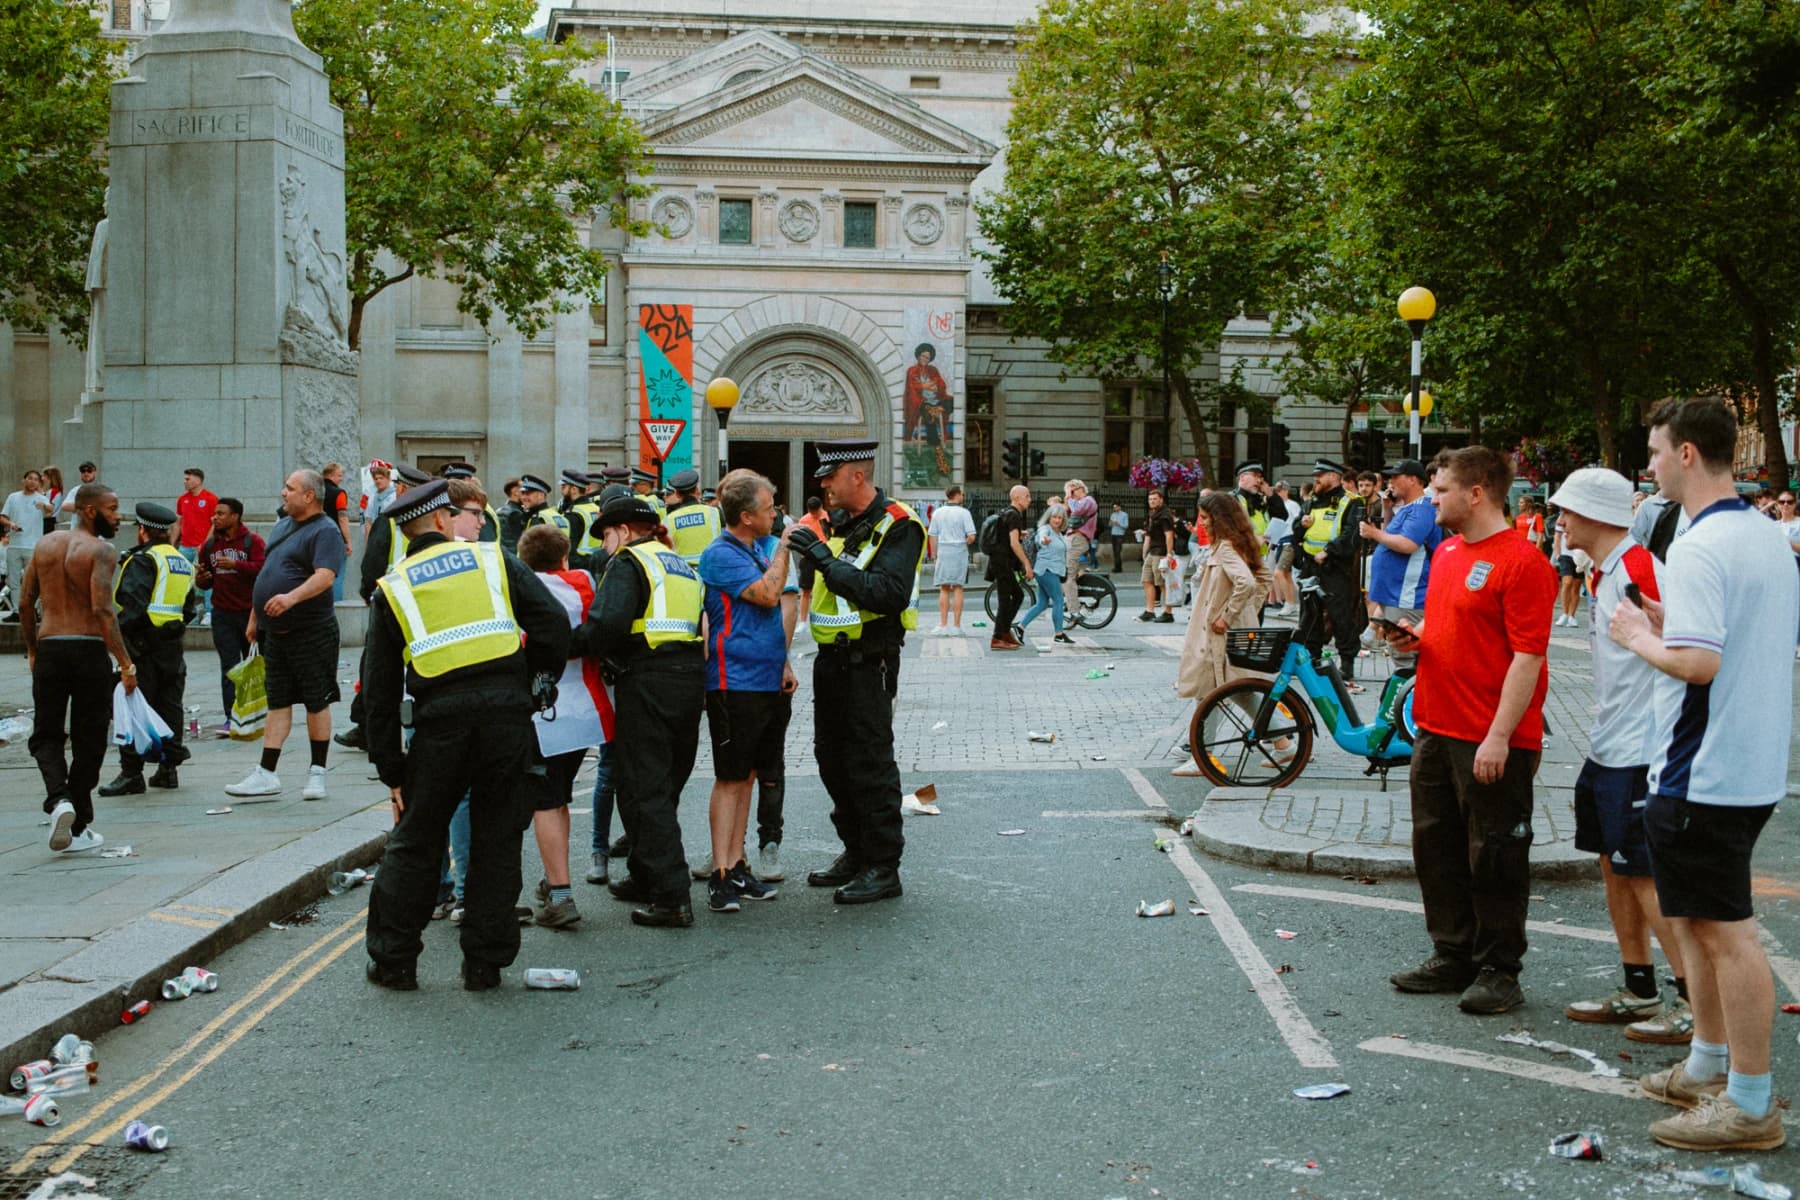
[1396,286,1437,454]
[1157,250,1174,455]
[704,376,739,485]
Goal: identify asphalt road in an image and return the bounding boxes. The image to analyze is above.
[8,757,1800,1200]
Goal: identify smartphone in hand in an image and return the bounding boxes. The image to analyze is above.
[1623,583,1645,609]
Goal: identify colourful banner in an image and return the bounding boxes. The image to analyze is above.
[902,306,956,489]
[638,304,694,476]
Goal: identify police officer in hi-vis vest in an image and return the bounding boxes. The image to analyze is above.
[1296,457,1368,680]
[363,479,569,992]
[630,467,669,523]
[785,438,925,904]
[337,464,431,752]
[561,469,603,570]
[441,463,500,544]
[1232,460,1273,546]
[572,494,706,928]
[664,468,722,567]
[98,503,200,795]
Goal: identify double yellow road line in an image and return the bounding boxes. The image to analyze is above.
[6,908,367,1178]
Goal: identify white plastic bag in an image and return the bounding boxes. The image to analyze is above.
[111,684,176,761]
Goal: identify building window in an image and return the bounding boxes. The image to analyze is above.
[588,270,607,347]
[843,201,877,248]
[1103,385,1168,481]
[965,384,996,482]
[722,69,763,88]
[599,68,631,92]
[719,198,752,245]
[911,75,941,90]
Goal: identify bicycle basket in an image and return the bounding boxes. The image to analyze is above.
[1224,627,1293,671]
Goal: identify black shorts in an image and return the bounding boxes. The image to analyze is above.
[705,690,790,782]
[1555,555,1579,578]
[526,748,586,812]
[1573,761,1652,876]
[1645,793,1776,922]
[261,620,341,713]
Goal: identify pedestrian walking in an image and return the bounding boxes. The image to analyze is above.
[195,499,265,732]
[575,494,706,928]
[986,484,1032,651]
[362,480,569,991]
[39,468,65,534]
[1271,481,1301,616]
[97,504,199,796]
[22,482,135,854]
[1295,459,1367,681]
[1611,398,1798,1152]
[1137,488,1178,622]
[175,468,218,623]
[926,484,976,634]
[1108,503,1129,574]
[1171,493,1272,777]
[1062,479,1098,607]
[1015,502,1071,645]
[694,469,793,913]
[1358,458,1441,674]
[226,470,345,801]
[1384,446,1555,1015]
[786,438,925,904]
[1777,490,1800,661]
[1,470,55,612]
[1550,514,1584,627]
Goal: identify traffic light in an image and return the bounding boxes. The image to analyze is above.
[1357,428,1385,471]
[1001,436,1023,480]
[1268,421,1291,469]
[1029,447,1046,479]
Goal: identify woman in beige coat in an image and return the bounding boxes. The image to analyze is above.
[1173,493,1273,776]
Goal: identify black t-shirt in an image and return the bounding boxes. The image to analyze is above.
[986,506,1029,579]
[1145,508,1177,557]
[253,513,347,630]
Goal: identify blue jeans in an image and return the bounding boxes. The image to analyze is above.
[437,790,472,903]
[590,742,617,856]
[1018,571,1066,633]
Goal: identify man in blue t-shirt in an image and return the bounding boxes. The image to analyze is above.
[695,469,798,914]
[1359,458,1442,672]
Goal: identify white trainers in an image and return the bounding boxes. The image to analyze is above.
[225,766,282,797]
[757,842,785,881]
[302,765,329,801]
[47,800,75,851]
[59,828,104,854]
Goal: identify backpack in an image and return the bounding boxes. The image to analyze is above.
[979,511,1007,558]
[1646,499,1682,562]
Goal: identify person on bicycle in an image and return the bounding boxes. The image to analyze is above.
[1295,458,1367,686]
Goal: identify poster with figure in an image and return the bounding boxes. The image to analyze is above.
[902,307,957,488]
[639,305,694,476]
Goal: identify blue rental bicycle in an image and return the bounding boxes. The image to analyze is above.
[1186,624,1420,791]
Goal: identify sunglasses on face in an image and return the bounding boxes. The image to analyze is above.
[457,507,486,520]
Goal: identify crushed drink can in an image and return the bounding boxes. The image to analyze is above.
[328,868,369,895]
[50,1033,92,1065]
[121,999,152,1024]
[523,968,580,990]
[11,1060,54,1092]
[160,975,194,1001]
[180,966,219,993]
[1548,1130,1603,1160]
[23,1094,59,1127]
[1136,899,1176,918]
[1293,1083,1352,1100]
[124,1120,169,1152]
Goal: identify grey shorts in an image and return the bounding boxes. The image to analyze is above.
[934,544,970,588]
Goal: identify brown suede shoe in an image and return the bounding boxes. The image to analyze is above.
[1638,1063,1727,1110]
[1649,1094,1786,1152]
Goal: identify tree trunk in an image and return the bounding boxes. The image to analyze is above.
[1580,341,1620,470]
[1171,374,1213,482]
[1715,254,1791,487]
[1339,401,1355,466]
[348,296,365,352]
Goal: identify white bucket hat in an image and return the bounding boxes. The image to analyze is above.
[1548,467,1634,529]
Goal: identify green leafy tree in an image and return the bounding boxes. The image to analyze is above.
[0,0,119,336]
[977,0,1347,475]
[292,0,651,348]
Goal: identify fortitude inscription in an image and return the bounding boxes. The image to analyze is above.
[119,106,343,165]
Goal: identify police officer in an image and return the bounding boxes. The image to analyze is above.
[500,474,563,554]
[1295,457,1367,679]
[336,464,431,751]
[785,438,925,904]
[573,494,705,928]
[560,470,604,570]
[630,467,669,522]
[1232,460,1273,546]
[363,479,569,991]
[441,463,500,543]
[98,503,199,795]
[664,468,722,567]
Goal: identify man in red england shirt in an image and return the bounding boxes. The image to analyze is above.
[1384,445,1556,1015]
[176,467,219,624]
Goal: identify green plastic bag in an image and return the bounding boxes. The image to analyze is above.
[227,648,267,741]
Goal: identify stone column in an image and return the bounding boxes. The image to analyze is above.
[553,298,588,476]
[695,188,717,247]
[485,322,525,477]
[946,193,971,254]
[758,188,779,249]
[883,193,903,252]
[821,191,843,250]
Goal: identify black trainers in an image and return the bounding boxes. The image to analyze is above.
[708,870,742,913]
[1391,953,1478,994]
[1155,611,1175,624]
[1136,611,1157,622]
[1053,632,1074,644]
[1458,967,1525,1015]
[98,772,145,797]
[608,873,655,903]
[729,861,778,902]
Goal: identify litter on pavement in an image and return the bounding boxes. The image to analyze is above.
[1732,1165,1795,1200]
[1027,731,1056,743]
[1293,1083,1351,1100]
[1548,1131,1603,1160]
[901,784,941,815]
[523,968,580,990]
[1497,1031,1619,1078]
[328,867,373,895]
[1671,1167,1731,1188]
[1136,899,1175,918]
[1189,906,1210,916]
[931,721,948,731]
[1091,754,1108,761]
[124,1120,169,1152]
[205,807,232,815]
[1275,929,1298,939]
[98,846,136,858]
[997,829,1026,836]
[1085,669,1110,679]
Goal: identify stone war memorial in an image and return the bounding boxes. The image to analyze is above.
[90,0,359,515]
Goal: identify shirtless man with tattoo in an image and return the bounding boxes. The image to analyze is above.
[22,483,136,853]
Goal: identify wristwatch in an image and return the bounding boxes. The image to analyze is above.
[120,664,136,676]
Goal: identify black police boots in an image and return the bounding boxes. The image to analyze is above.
[147,765,179,789]
[333,726,367,751]
[806,852,859,888]
[834,866,902,905]
[630,900,695,928]
[98,771,145,797]
[365,959,418,991]
[461,960,502,991]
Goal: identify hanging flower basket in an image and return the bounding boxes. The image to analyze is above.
[1509,437,1584,486]
[1127,457,1206,492]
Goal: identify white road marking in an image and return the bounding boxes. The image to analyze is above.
[1040,809,1159,819]
[1359,1037,1644,1100]
[1753,926,1800,1004]
[1124,768,1338,1069]
[1231,882,1622,945]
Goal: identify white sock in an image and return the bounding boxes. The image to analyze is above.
[1685,1038,1728,1082]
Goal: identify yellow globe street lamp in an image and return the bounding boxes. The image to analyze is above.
[1396,287,1437,453]
[1402,388,1434,418]
[705,376,740,485]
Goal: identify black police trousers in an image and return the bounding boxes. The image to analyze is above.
[1299,566,1365,675]
[366,713,533,970]
[614,653,703,903]
[813,639,904,870]
[119,637,185,773]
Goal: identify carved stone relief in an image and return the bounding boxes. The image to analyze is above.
[278,167,348,346]
[653,196,695,239]
[741,360,856,418]
[778,199,819,243]
[903,204,944,246]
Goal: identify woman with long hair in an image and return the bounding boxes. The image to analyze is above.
[1015,502,1072,644]
[41,466,64,533]
[1172,493,1272,776]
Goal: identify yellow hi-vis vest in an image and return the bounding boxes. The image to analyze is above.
[1236,491,1271,541]
[810,500,925,643]
[621,542,703,647]
[1301,492,1355,557]
[527,507,571,537]
[115,543,195,627]
[478,503,500,545]
[634,491,668,523]
[377,541,521,678]
[666,500,722,566]
[571,501,604,556]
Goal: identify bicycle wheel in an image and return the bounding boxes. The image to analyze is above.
[983,576,1033,626]
[984,584,999,623]
[1070,572,1118,630]
[1187,679,1314,788]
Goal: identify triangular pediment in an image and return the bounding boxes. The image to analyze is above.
[620,30,805,109]
[635,37,996,162]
